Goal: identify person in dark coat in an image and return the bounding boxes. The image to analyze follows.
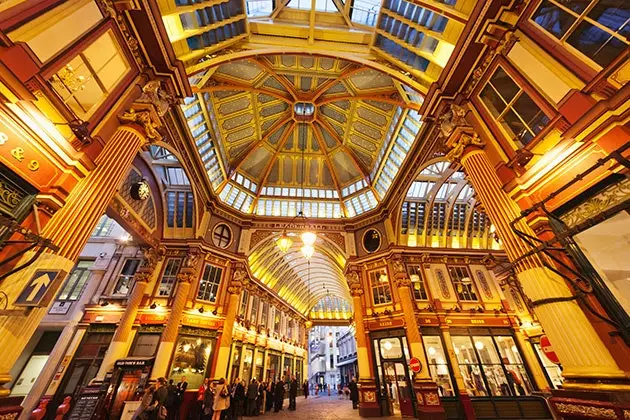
[273,380,284,412]
[165,380,177,420]
[174,376,188,420]
[257,381,265,414]
[349,377,359,409]
[302,381,309,399]
[288,376,298,410]
[232,378,245,418]
[246,379,259,416]
[265,380,275,413]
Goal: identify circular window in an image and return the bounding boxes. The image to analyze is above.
[212,223,232,248]
[363,229,381,253]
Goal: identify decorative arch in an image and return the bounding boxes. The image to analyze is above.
[397,159,500,250]
[188,48,429,96]
[143,143,199,239]
[248,232,351,316]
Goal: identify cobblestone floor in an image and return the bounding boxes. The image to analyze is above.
[240,395,395,420]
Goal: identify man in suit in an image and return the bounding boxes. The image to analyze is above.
[246,378,259,416]
[288,376,298,411]
[173,376,188,420]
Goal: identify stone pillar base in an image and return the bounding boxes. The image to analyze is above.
[358,379,381,417]
[459,393,475,420]
[413,379,446,420]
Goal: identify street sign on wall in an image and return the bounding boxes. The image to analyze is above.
[409,357,422,373]
[15,270,62,307]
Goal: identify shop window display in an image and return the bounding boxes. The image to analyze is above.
[451,334,533,397]
[422,336,454,396]
[167,335,215,389]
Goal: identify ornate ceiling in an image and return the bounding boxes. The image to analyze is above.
[184,53,423,218]
[157,0,473,314]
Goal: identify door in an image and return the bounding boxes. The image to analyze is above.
[382,362,414,417]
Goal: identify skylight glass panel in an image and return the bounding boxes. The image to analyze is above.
[246,0,273,17]
[288,0,311,9]
[314,0,337,12]
[350,0,380,25]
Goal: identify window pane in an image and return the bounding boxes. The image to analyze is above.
[532,1,576,39]
[588,1,630,34]
[423,336,454,396]
[567,20,626,67]
[489,67,519,103]
[513,93,550,134]
[480,85,506,118]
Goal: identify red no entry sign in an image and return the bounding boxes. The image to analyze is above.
[540,335,560,365]
[409,357,422,373]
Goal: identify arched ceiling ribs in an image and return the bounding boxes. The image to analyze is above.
[252,58,299,101]
[226,115,293,177]
[317,95,420,111]
[312,66,365,101]
[251,120,297,208]
[311,123,346,216]
[314,118,371,181]
[196,84,294,104]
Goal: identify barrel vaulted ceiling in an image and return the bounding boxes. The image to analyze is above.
[156,0,473,314]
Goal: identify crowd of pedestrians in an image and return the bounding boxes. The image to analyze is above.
[184,374,302,419]
[132,375,359,420]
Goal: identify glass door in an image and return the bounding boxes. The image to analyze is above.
[382,362,414,417]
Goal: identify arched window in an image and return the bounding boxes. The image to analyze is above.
[400,160,499,250]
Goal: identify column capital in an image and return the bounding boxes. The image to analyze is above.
[445,131,486,163]
[228,264,249,295]
[176,268,197,284]
[140,245,166,272]
[390,258,410,287]
[118,105,162,142]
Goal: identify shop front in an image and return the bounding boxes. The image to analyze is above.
[419,327,552,420]
[267,351,280,382]
[370,329,415,418]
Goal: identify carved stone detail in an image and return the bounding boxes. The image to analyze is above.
[119,109,162,142]
[138,81,177,117]
[229,264,249,294]
[560,177,630,229]
[463,31,518,96]
[446,133,485,163]
[346,271,363,296]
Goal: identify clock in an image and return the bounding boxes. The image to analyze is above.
[130,179,150,201]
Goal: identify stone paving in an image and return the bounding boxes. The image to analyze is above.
[240,394,396,420]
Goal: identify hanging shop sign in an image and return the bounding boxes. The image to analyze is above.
[409,357,422,373]
[540,335,560,364]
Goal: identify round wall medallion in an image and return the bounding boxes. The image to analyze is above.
[363,229,381,253]
[130,179,150,201]
[212,223,233,248]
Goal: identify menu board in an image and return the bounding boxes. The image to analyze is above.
[67,386,104,420]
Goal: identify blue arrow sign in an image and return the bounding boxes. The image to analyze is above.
[15,270,61,306]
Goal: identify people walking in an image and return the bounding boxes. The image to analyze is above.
[302,381,309,399]
[202,380,214,419]
[152,378,169,420]
[349,377,359,409]
[273,379,284,412]
[212,378,230,420]
[288,376,298,410]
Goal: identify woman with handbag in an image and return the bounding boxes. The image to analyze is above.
[212,378,230,420]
